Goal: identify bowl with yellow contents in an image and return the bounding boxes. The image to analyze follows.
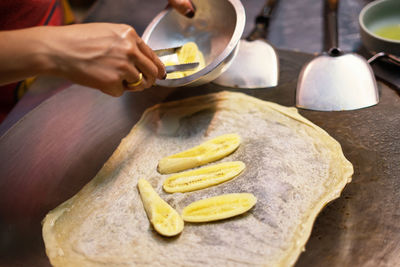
[359,0,400,56]
[142,0,245,87]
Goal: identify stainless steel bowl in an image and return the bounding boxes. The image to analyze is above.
[359,0,400,56]
[142,0,245,87]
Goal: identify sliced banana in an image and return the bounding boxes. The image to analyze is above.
[182,193,257,223]
[178,42,198,64]
[164,60,185,79]
[137,179,184,236]
[177,42,205,77]
[163,161,245,193]
[164,42,206,79]
[158,133,241,174]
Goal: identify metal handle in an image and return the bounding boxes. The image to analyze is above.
[324,0,339,53]
[368,52,400,66]
[247,0,278,41]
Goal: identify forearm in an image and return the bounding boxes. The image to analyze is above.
[0,26,55,85]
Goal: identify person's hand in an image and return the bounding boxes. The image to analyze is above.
[0,5,197,97]
[168,0,196,18]
[44,23,166,96]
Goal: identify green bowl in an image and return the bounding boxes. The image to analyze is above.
[359,0,400,56]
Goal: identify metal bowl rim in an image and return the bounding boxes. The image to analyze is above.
[359,0,400,45]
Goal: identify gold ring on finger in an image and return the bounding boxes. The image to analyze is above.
[126,73,143,88]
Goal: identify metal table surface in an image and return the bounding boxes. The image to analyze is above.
[0,0,399,266]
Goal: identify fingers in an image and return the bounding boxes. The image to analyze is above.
[55,23,165,97]
[137,40,166,80]
[123,66,144,92]
[122,30,165,91]
[168,0,195,18]
[131,54,157,87]
[100,26,167,94]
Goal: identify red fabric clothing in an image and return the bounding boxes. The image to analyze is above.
[0,0,64,31]
[0,0,66,123]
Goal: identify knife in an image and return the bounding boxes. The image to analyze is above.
[165,62,200,73]
[154,46,199,73]
[154,46,182,57]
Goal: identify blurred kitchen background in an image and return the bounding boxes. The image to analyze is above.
[69,0,375,54]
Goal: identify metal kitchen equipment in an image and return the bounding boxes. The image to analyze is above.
[213,0,279,88]
[296,0,379,111]
[164,62,199,73]
[367,52,400,66]
[359,0,400,57]
[142,0,245,87]
[153,47,200,73]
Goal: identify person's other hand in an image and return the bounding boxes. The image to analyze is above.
[168,0,196,18]
[45,23,166,96]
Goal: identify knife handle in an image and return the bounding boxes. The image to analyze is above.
[246,0,278,41]
[324,0,339,51]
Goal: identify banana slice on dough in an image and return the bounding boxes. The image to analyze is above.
[137,179,184,236]
[158,133,241,174]
[182,193,257,223]
[163,161,245,193]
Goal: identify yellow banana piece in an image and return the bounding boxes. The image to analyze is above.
[177,42,205,77]
[163,60,185,79]
[137,179,184,236]
[158,133,241,174]
[182,193,257,223]
[164,42,206,79]
[178,42,198,64]
[163,161,245,193]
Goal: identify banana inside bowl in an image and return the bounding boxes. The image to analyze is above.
[142,0,245,87]
[161,42,206,79]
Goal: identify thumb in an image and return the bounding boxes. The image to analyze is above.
[168,0,196,18]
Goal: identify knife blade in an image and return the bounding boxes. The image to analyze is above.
[153,46,199,74]
[154,46,182,57]
[165,62,199,73]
